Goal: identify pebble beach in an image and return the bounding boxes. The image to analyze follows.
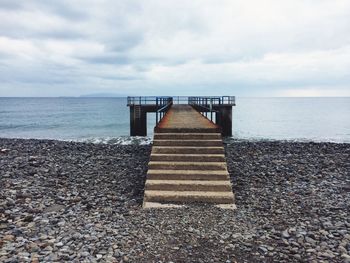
[0,138,349,262]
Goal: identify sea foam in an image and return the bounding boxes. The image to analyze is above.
[77,136,152,145]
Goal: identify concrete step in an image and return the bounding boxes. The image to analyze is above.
[152,146,225,154]
[142,104,234,207]
[143,202,183,209]
[147,169,229,180]
[150,153,225,162]
[153,140,223,147]
[148,161,227,170]
[143,202,236,209]
[154,133,222,140]
[144,190,234,204]
[154,128,221,133]
[145,180,232,191]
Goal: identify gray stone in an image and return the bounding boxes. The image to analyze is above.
[341,253,350,263]
[55,242,64,248]
[282,230,290,238]
[258,246,268,254]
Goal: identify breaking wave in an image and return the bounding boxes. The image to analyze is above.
[76,136,153,145]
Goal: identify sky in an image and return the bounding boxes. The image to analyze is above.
[0,0,350,97]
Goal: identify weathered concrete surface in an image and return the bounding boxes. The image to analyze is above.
[146,169,230,180]
[155,105,220,133]
[143,105,234,207]
[145,180,232,191]
[154,133,222,140]
[150,153,226,162]
[152,146,225,154]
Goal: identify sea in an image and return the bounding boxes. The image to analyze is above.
[0,97,349,144]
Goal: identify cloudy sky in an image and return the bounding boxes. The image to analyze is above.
[0,0,350,97]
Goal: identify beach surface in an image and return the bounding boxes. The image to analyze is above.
[0,138,349,262]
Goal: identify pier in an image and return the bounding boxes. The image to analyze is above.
[127,96,236,207]
[127,96,235,137]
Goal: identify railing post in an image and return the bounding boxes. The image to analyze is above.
[156,97,158,125]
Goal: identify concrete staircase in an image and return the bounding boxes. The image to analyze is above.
[143,132,235,208]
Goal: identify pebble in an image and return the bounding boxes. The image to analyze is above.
[81,251,89,257]
[0,138,349,262]
[258,246,268,254]
[282,230,290,239]
[3,235,15,241]
[341,253,350,263]
[55,242,64,248]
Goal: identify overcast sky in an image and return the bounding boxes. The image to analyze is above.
[0,0,349,97]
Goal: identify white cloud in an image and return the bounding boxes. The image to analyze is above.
[145,46,350,85]
[0,0,349,96]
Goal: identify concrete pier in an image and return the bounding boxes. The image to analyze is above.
[143,105,235,208]
[127,96,235,137]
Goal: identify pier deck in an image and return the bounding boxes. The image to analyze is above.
[143,104,235,208]
[156,104,219,132]
[127,96,235,137]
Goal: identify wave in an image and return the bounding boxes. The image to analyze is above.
[224,136,350,144]
[75,136,152,145]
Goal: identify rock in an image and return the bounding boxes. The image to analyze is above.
[338,245,347,254]
[282,230,290,238]
[258,246,268,254]
[28,242,40,252]
[318,251,335,259]
[306,248,316,253]
[44,204,65,213]
[5,198,15,206]
[39,234,48,240]
[0,138,349,263]
[81,251,90,257]
[3,172,11,178]
[44,246,53,251]
[55,242,64,248]
[341,254,350,263]
[305,237,316,245]
[3,235,15,241]
[57,221,66,227]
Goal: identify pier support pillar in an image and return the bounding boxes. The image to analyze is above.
[130,106,147,136]
[216,107,232,137]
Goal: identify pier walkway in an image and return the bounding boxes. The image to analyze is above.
[143,105,235,208]
[127,96,235,137]
[155,105,219,132]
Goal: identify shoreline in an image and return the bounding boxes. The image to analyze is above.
[1,136,350,145]
[1,138,349,262]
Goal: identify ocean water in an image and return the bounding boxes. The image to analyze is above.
[0,97,349,144]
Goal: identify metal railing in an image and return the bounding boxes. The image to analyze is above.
[188,96,235,122]
[188,96,235,106]
[127,96,235,106]
[127,96,169,106]
[127,95,235,124]
[155,97,173,125]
